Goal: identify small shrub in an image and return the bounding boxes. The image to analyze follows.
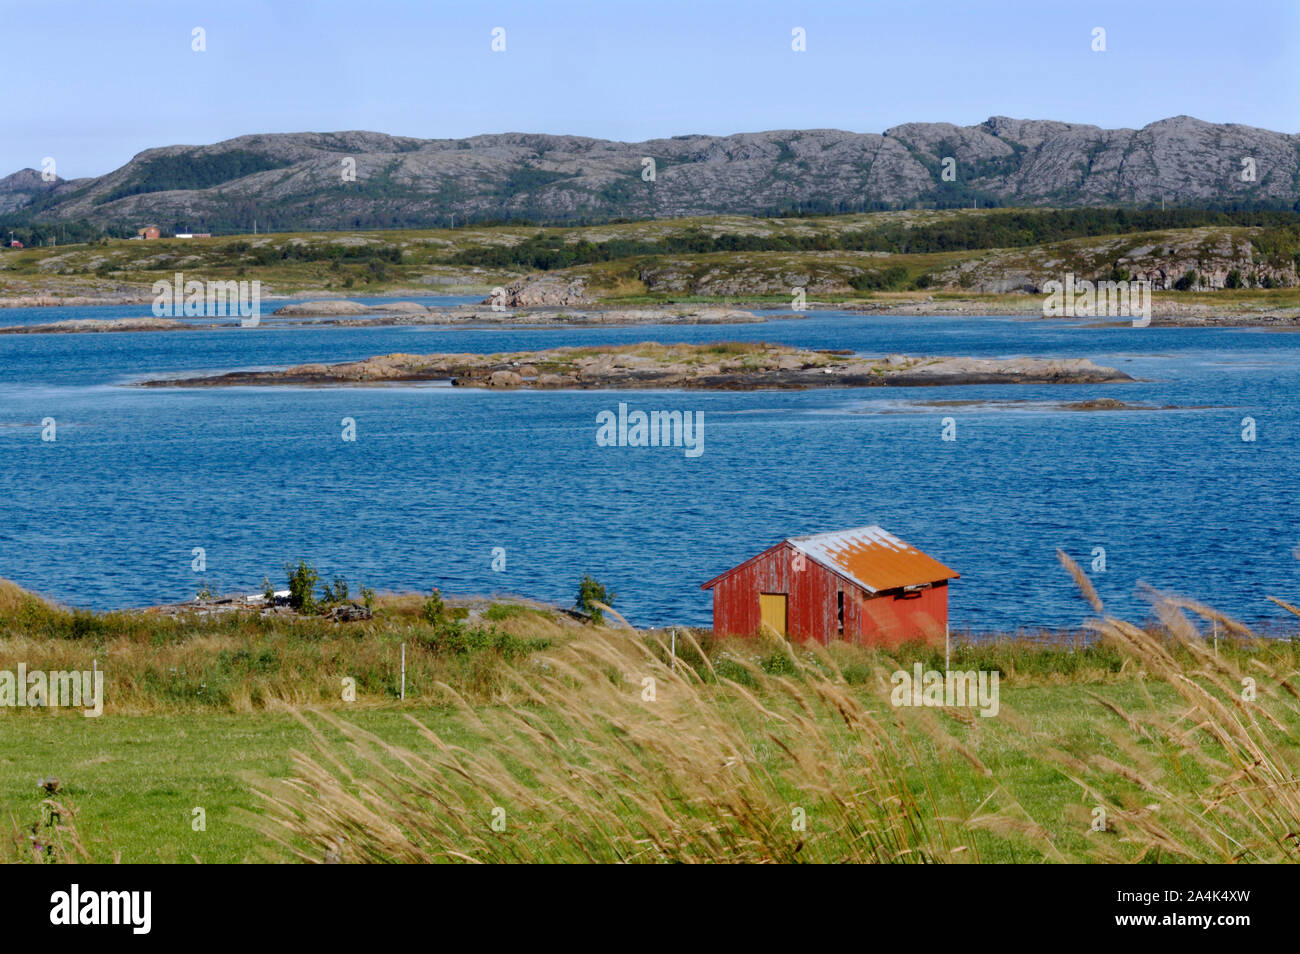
[760,649,798,676]
[422,588,448,625]
[576,575,613,624]
[850,265,909,292]
[322,575,349,605]
[285,560,320,614]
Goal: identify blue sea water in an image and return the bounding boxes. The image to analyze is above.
[2,298,1298,634]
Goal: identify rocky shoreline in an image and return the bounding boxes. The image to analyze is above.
[2,289,1297,331]
[138,343,1132,390]
[5,287,1294,332]
[828,296,1300,326]
[272,300,773,325]
[0,316,189,334]
[0,302,776,334]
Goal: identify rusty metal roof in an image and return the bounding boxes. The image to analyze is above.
[789,525,959,594]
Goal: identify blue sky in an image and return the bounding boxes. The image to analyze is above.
[5,0,1298,179]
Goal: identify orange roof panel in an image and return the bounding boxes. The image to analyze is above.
[789,526,959,594]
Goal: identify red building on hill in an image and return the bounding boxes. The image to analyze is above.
[700,526,959,647]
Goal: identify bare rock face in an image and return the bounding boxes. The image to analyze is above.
[934,227,1299,292]
[274,300,373,317]
[487,276,588,307]
[0,316,186,334]
[486,370,523,388]
[274,300,434,317]
[535,373,575,387]
[379,301,433,314]
[0,168,63,215]
[900,356,1118,382]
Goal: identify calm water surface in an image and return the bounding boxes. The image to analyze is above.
[2,297,1297,633]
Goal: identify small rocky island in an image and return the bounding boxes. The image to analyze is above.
[139,342,1132,390]
[0,302,774,335]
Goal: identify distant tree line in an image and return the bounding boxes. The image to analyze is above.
[234,241,404,267]
[5,206,1300,263]
[446,208,1300,271]
[0,219,133,247]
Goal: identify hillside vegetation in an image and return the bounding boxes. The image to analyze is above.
[4,207,1300,306]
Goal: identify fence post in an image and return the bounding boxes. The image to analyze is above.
[400,642,406,701]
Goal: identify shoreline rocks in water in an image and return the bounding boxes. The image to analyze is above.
[834,295,1300,326]
[0,316,188,334]
[910,397,1200,412]
[273,300,771,325]
[137,343,1133,390]
[0,303,775,334]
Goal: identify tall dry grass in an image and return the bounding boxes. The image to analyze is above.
[248,630,1041,863]
[1034,591,1300,862]
[249,569,1300,864]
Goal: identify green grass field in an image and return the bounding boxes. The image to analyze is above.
[3,574,1299,864]
[0,676,1236,863]
[1,708,473,862]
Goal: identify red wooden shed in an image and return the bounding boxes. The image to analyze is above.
[700,525,959,647]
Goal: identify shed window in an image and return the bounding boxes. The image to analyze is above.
[837,590,844,636]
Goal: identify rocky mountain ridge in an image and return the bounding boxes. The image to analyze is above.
[3,116,1297,231]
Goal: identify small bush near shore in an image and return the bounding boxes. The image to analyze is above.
[285,560,320,613]
[575,574,613,623]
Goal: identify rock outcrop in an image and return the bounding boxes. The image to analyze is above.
[487,276,589,307]
[0,316,187,334]
[140,344,1132,390]
[273,300,375,316]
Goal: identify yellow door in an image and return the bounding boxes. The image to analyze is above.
[760,593,788,637]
